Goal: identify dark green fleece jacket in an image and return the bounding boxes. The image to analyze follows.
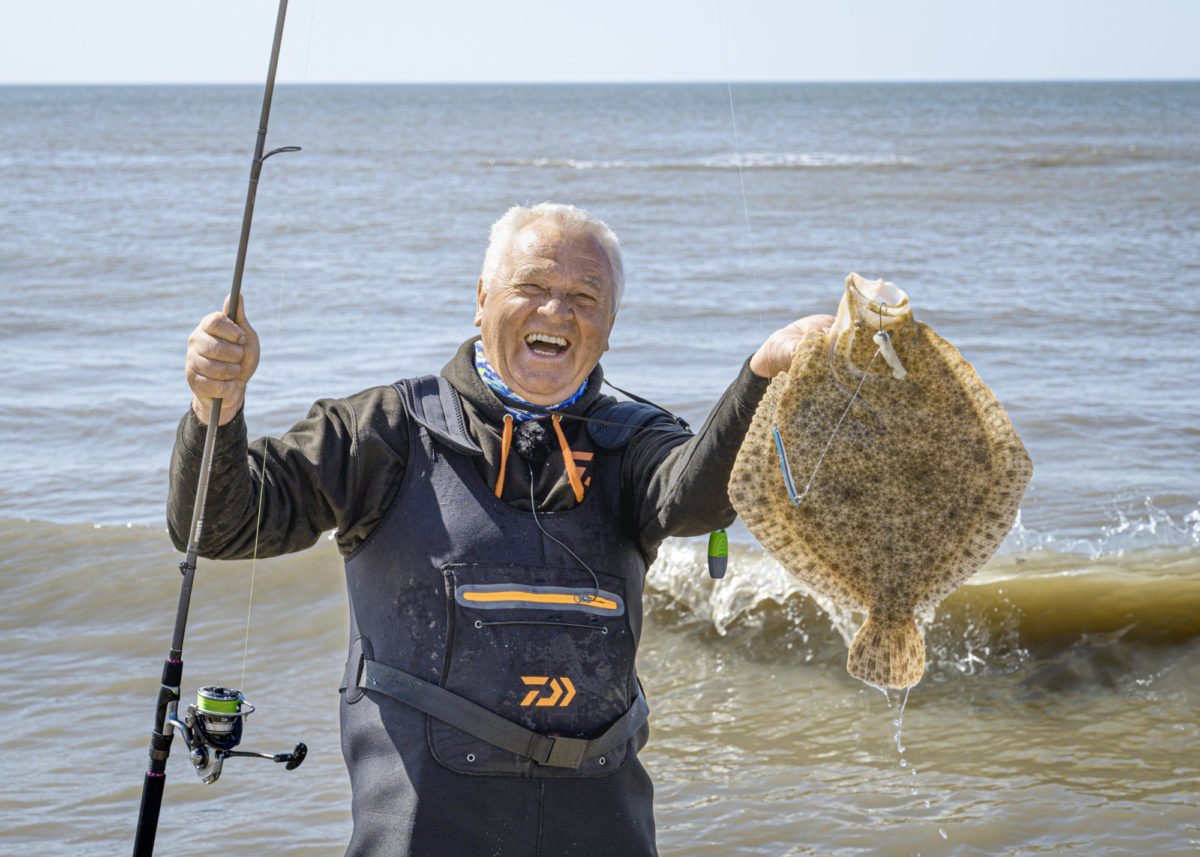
[167,338,768,562]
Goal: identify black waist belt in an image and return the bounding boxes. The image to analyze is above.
[358,659,649,769]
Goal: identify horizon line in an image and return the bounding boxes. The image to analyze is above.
[3,77,1198,87]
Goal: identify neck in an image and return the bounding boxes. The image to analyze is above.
[473,340,588,422]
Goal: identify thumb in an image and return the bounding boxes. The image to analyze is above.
[222,294,257,340]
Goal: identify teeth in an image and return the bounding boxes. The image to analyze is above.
[525,334,568,347]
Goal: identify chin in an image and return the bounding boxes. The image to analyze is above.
[512,363,580,400]
[519,377,581,404]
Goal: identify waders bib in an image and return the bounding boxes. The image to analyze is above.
[339,377,662,857]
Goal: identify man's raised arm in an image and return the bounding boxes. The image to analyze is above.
[627,313,835,545]
[167,299,359,560]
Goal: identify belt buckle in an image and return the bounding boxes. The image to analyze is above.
[539,735,587,769]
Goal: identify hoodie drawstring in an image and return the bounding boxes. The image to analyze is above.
[551,414,586,504]
[494,414,514,498]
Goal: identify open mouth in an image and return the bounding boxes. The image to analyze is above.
[525,333,571,357]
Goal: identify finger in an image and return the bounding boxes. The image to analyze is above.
[186,369,245,402]
[190,331,245,364]
[228,295,258,339]
[188,353,245,382]
[201,310,249,345]
[789,313,834,331]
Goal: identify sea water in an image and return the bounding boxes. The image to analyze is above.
[1,82,1198,855]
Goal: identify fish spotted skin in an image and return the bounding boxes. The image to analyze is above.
[730,274,1032,689]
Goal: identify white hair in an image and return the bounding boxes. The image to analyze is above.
[480,203,625,311]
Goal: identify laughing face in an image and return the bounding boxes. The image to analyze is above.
[475,221,618,405]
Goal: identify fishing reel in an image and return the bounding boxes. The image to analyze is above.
[167,686,306,784]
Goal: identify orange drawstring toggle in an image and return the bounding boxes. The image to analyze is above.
[495,414,514,498]
[551,414,586,504]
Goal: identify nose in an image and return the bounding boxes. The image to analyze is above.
[538,290,571,321]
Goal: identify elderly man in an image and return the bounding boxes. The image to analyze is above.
[170,202,832,856]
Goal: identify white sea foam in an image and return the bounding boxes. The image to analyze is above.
[1003,497,1200,559]
[484,151,916,171]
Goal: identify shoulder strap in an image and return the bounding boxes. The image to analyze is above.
[585,399,684,450]
[392,375,482,457]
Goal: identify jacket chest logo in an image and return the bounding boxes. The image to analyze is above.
[520,676,576,707]
[570,450,593,489]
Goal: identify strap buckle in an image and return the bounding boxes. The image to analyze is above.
[530,734,588,769]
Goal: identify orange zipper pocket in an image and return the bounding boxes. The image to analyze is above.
[454,584,624,616]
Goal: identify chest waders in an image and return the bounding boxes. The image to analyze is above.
[338,377,665,857]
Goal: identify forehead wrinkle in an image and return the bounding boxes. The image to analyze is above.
[504,223,614,293]
[508,260,556,280]
[507,260,607,294]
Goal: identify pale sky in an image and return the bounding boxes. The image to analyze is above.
[2,0,1198,84]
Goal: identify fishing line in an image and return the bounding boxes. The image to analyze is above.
[711,0,777,364]
[238,0,319,693]
[713,0,750,231]
[238,284,288,692]
[776,347,881,506]
[776,304,900,504]
[239,467,264,691]
[301,0,318,80]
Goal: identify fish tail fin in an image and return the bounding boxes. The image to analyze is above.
[847,614,925,689]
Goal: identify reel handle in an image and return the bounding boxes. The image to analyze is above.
[223,741,307,769]
[280,742,307,770]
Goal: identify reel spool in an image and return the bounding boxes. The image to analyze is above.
[168,685,306,784]
[192,686,252,752]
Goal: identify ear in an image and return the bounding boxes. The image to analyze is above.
[601,310,618,352]
[474,277,486,327]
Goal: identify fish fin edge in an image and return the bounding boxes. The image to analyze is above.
[847,613,925,689]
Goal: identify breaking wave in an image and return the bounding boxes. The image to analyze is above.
[5,495,1197,690]
[645,498,1200,684]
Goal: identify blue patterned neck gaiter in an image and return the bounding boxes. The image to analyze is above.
[474,340,588,423]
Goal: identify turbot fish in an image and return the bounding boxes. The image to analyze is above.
[730,274,1032,688]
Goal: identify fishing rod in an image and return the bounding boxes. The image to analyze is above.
[132,2,304,853]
